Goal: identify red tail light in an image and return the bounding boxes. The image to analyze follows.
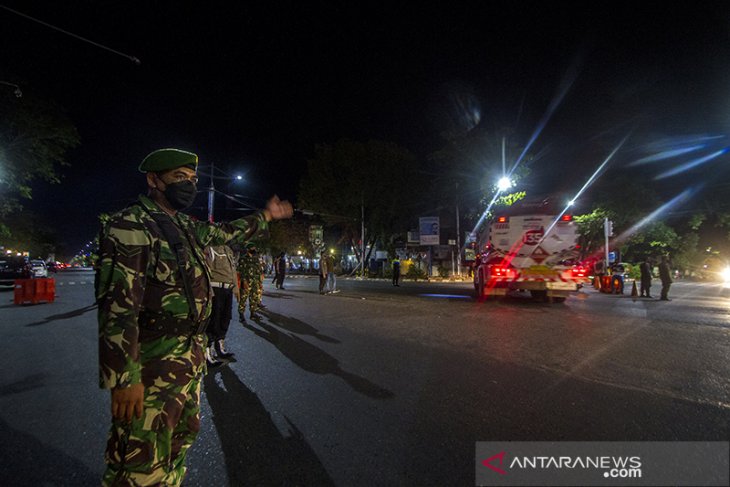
[571,266,587,278]
[491,266,516,278]
[496,216,509,223]
[561,214,573,222]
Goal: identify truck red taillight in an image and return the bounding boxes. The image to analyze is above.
[491,266,516,278]
[571,266,587,278]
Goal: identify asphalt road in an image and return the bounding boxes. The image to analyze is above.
[0,271,728,486]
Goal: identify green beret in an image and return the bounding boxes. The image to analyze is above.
[139,148,198,173]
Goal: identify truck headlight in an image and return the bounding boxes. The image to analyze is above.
[722,267,730,283]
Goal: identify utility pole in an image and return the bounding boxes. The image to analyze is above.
[207,161,215,223]
[604,217,613,271]
[455,182,461,276]
[360,197,365,278]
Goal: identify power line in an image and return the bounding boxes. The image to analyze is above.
[0,4,141,65]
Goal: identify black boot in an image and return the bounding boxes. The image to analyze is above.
[215,339,236,361]
[205,346,224,368]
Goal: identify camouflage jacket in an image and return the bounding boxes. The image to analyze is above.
[237,252,264,281]
[96,195,268,389]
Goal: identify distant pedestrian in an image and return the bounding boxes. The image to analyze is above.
[204,245,237,366]
[319,251,329,294]
[392,257,401,286]
[659,255,673,301]
[272,254,280,285]
[640,257,653,298]
[275,251,287,289]
[326,253,339,293]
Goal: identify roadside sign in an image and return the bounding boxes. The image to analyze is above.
[419,217,439,245]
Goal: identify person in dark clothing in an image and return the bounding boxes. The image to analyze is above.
[318,250,329,294]
[639,257,653,298]
[659,255,673,301]
[271,254,279,285]
[275,252,287,289]
[392,257,401,286]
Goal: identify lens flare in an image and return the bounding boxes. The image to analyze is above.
[613,189,696,245]
[508,57,582,178]
[628,145,706,166]
[530,135,630,253]
[654,148,729,180]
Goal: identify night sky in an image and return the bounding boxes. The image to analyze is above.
[2,2,730,255]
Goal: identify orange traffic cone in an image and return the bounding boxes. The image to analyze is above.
[593,276,600,289]
[631,280,638,298]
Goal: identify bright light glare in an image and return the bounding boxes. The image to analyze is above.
[722,267,730,282]
[235,175,243,180]
[497,177,512,191]
[568,199,575,206]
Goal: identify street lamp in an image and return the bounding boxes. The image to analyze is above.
[497,176,512,192]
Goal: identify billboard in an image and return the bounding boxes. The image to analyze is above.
[419,217,439,245]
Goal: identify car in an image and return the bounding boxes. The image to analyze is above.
[0,255,32,289]
[30,260,48,278]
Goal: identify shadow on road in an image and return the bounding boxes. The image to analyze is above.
[24,304,98,327]
[262,292,297,300]
[261,309,341,344]
[245,319,394,399]
[0,417,98,485]
[203,366,335,486]
[0,374,47,397]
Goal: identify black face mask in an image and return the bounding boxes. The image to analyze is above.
[163,180,197,210]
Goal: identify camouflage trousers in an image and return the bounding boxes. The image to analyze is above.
[103,334,206,487]
[238,277,263,317]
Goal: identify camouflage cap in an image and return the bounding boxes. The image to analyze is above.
[139,148,198,173]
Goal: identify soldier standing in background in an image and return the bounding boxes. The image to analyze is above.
[640,257,653,298]
[237,243,265,323]
[96,148,292,486]
[659,255,673,301]
[392,257,401,287]
[275,251,287,289]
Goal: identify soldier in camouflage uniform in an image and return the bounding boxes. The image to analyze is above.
[237,243,265,322]
[96,148,292,486]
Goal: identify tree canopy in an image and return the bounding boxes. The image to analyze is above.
[298,139,422,262]
[0,91,79,249]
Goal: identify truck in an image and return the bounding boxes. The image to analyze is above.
[473,196,589,302]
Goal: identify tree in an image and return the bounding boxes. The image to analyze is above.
[266,218,311,257]
[298,139,422,267]
[0,90,80,243]
[621,221,679,262]
[574,208,612,256]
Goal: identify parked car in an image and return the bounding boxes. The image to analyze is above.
[0,255,32,289]
[30,260,48,278]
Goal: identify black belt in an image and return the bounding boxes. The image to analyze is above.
[139,309,208,338]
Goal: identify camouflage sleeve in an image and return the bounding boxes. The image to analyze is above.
[194,211,269,247]
[96,214,152,389]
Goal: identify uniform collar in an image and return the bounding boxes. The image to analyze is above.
[138,194,191,223]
